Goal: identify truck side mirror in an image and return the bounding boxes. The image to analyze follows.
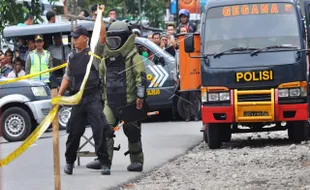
[184,34,194,53]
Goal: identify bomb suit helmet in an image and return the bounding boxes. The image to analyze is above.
[106,21,132,50]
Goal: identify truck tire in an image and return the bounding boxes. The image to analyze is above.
[287,121,309,142]
[58,106,72,130]
[220,124,232,142]
[207,123,222,149]
[1,107,32,142]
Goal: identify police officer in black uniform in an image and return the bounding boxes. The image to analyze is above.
[57,23,111,175]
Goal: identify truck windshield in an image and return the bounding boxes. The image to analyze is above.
[204,3,301,55]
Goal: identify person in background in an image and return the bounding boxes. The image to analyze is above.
[176,9,197,33]
[180,26,189,34]
[7,57,25,78]
[17,14,34,26]
[1,49,14,77]
[48,34,71,86]
[79,10,90,17]
[25,35,57,94]
[24,39,36,67]
[108,9,117,20]
[90,5,98,19]
[0,55,7,76]
[166,24,176,36]
[152,32,161,46]
[147,34,153,41]
[15,37,28,62]
[160,34,168,49]
[46,11,56,23]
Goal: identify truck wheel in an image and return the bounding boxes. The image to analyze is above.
[58,106,72,130]
[287,121,309,142]
[1,107,32,142]
[207,123,222,149]
[220,124,232,142]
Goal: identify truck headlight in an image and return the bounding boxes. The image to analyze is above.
[278,89,289,98]
[219,92,230,101]
[31,86,48,96]
[208,93,219,102]
[289,88,300,97]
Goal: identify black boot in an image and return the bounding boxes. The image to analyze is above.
[86,158,101,170]
[127,163,143,172]
[64,164,73,175]
[101,165,111,175]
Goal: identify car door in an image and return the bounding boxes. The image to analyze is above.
[135,40,175,109]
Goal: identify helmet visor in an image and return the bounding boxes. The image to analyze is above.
[106,36,122,50]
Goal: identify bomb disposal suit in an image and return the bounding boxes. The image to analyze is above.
[87,21,147,172]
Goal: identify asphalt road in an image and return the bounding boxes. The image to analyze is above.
[0,120,202,190]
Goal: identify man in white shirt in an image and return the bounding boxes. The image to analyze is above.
[7,57,25,78]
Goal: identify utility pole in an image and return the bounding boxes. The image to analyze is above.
[124,0,127,19]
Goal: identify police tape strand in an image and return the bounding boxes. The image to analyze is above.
[0,8,104,167]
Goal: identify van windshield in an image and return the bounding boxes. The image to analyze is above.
[204,3,301,54]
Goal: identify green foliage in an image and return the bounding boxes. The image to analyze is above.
[0,0,57,34]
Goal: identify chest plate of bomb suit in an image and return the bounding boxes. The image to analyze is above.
[105,54,127,107]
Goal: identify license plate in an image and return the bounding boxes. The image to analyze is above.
[243,111,269,117]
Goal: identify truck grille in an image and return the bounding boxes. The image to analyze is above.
[237,94,271,102]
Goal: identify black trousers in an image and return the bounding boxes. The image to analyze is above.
[65,92,110,166]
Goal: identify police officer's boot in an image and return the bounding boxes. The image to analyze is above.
[86,158,101,170]
[101,165,111,175]
[64,164,74,175]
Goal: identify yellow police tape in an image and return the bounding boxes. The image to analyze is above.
[0,7,104,167]
[0,63,67,86]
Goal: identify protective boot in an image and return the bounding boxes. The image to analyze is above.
[64,164,73,175]
[127,141,144,172]
[127,162,143,172]
[101,165,111,175]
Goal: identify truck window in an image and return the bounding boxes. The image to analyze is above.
[204,3,301,54]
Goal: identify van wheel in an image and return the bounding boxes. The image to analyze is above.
[58,106,72,130]
[207,123,222,149]
[2,107,32,142]
[287,121,308,142]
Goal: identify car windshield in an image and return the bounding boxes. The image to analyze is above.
[204,3,301,54]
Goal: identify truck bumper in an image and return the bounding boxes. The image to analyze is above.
[25,99,52,124]
[202,89,308,123]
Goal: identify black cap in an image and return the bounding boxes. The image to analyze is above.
[35,35,44,42]
[71,25,89,38]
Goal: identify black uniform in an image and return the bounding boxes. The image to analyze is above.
[64,47,110,168]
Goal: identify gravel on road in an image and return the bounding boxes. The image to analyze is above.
[121,131,310,190]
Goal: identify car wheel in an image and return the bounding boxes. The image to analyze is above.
[58,106,72,130]
[2,107,32,142]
